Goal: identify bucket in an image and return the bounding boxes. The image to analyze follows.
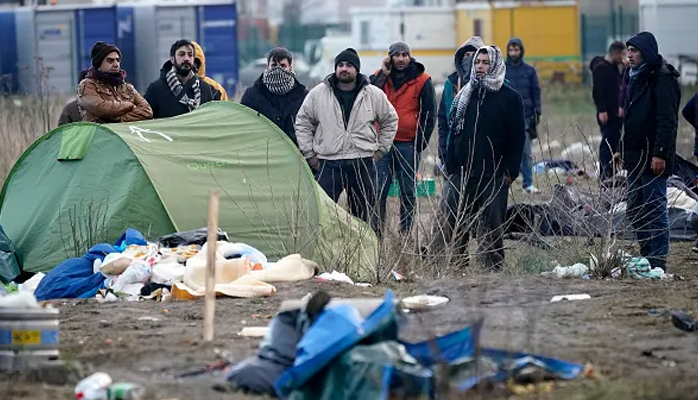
[0,307,60,371]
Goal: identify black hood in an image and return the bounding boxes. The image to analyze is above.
[627,31,660,67]
[658,56,681,78]
[589,56,607,71]
[507,37,525,61]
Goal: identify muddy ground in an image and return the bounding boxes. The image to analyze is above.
[2,242,698,400]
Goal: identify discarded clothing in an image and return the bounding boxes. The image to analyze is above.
[157,228,229,248]
[626,257,667,279]
[140,282,171,296]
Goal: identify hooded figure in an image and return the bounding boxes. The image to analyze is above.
[435,46,526,271]
[622,31,680,272]
[437,36,484,163]
[58,69,89,126]
[192,41,229,101]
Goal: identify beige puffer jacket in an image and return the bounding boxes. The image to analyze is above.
[295,75,398,160]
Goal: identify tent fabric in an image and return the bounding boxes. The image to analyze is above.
[0,222,21,284]
[58,124,96,161]
[0,102,378,282]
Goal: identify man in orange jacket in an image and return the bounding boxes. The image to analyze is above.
[371,41,436,237]
[192,41,228,100]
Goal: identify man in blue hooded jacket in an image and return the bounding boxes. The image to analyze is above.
[622,31,680,272]
[505,37,541,193]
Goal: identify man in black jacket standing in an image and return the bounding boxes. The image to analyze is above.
[591,41,626,181]
[441,45,525,271]
[240,47,308,146]
[145,39,220,119]
[622,31,681,271]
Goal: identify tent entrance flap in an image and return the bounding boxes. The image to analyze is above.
[58,126,97,161]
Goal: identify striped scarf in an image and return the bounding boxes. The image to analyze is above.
[448,45,506,135]
[166,66,201,111]
[262,66,296,96]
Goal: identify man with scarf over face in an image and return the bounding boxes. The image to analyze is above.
[622,31,680,272]
[440,46,525,271]
[145,39,220,119]
[77,42,152,123]
[240,47,308,146]
[370,41,436,237]
[438,36,484,166]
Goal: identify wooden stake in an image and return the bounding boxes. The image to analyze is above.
[204,190,219,342]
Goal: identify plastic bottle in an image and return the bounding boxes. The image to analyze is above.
[75,372,113,400]
[107,382,146,400]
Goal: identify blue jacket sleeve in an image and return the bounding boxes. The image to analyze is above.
[530,66,542,114]
[437,90,448,162]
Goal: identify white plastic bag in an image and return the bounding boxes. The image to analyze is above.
[111,261,152,292]
[18,272,45,295]
[217,242,268,269]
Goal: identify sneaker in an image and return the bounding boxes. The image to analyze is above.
[523,185,540,194]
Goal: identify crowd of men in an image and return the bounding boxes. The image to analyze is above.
[57,30,687,272]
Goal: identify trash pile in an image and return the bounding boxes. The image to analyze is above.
[218,291,594,399]
[23,228,317,302]
[542,252,677,280]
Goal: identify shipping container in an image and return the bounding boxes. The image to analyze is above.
[13,4,136,95]
[0,9,18,94]
[133,1,238,94]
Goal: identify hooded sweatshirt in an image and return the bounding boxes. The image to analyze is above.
[622,31,681,176]
[192,41,229,101]
[590,55,622,123]
[504,38,541,120]
[437,36,484,161]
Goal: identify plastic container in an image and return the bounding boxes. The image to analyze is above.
[75,372,113,400]
[107,382,146,400]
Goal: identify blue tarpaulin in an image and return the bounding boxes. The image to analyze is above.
[33,228,146,301]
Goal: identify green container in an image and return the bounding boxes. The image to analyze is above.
[387,178,436,197]
[107,382,145,400]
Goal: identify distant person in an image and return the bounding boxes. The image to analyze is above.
[240,47,308,146]
[438,36,484,167]
[370,41,436,236]
[440,45,525,271]
[192,41,228,101]
[57,69,88,126]
[590,41,627,180]
[77,42,152,123]
[295,48,398,231]
[622,31,680,272]
[145,39,220,119]
[505,37,541,193]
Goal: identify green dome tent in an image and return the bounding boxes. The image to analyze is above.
[0,102,378,282]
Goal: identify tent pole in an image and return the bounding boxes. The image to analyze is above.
[204,190,220,342]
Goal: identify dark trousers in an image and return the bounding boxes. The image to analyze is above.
[598,119,621,180]
[434,172,508,271]
[316,158,377,231]
[375,142,420,235]
[626,172,669,270]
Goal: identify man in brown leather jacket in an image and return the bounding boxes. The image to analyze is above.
[77,41,152,123]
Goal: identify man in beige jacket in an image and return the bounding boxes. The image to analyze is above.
[296,48,398,231]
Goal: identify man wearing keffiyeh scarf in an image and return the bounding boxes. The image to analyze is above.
[145,39,221,119]
[432,45,526,272]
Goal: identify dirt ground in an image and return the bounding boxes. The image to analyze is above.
[2,242,698,400]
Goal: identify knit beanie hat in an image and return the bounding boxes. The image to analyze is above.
[335,48,361,71]
[91,41,121,69]
[388,41,411,56]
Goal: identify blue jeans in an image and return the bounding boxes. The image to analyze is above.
[376,142,420,235]
[316,158,378,232]
[519,123,533,188]
[626,172,669,270]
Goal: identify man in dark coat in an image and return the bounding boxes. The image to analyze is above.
[505,37,541,193]
[240,47,308,146]
[440,45,526,271]
[590,41,627,180]
[57,70,88,126]
[622,31,681,271]
[144,39,220,119]
[370,41,436,236]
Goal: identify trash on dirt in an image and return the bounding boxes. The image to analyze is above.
[137,316,161,322]
[401,295,449,310]
[391,270,405,281]
[542,263,589,278]
[106,382,146,400]
[551,294,591,302]
[75,372,113,400]
[670,309,696,332]
[626,257,669,280]
[316,271,354,285]
[178,359,232,378]
[238,327,269,337]
[0,291,41,309]
[17,272,45,295]
[647,309,668,317]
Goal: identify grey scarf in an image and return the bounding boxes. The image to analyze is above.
[448,46,506,135]
[263,66,296,96]
[166,66,201,111]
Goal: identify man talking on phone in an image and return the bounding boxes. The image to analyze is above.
[370,41,436,238]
